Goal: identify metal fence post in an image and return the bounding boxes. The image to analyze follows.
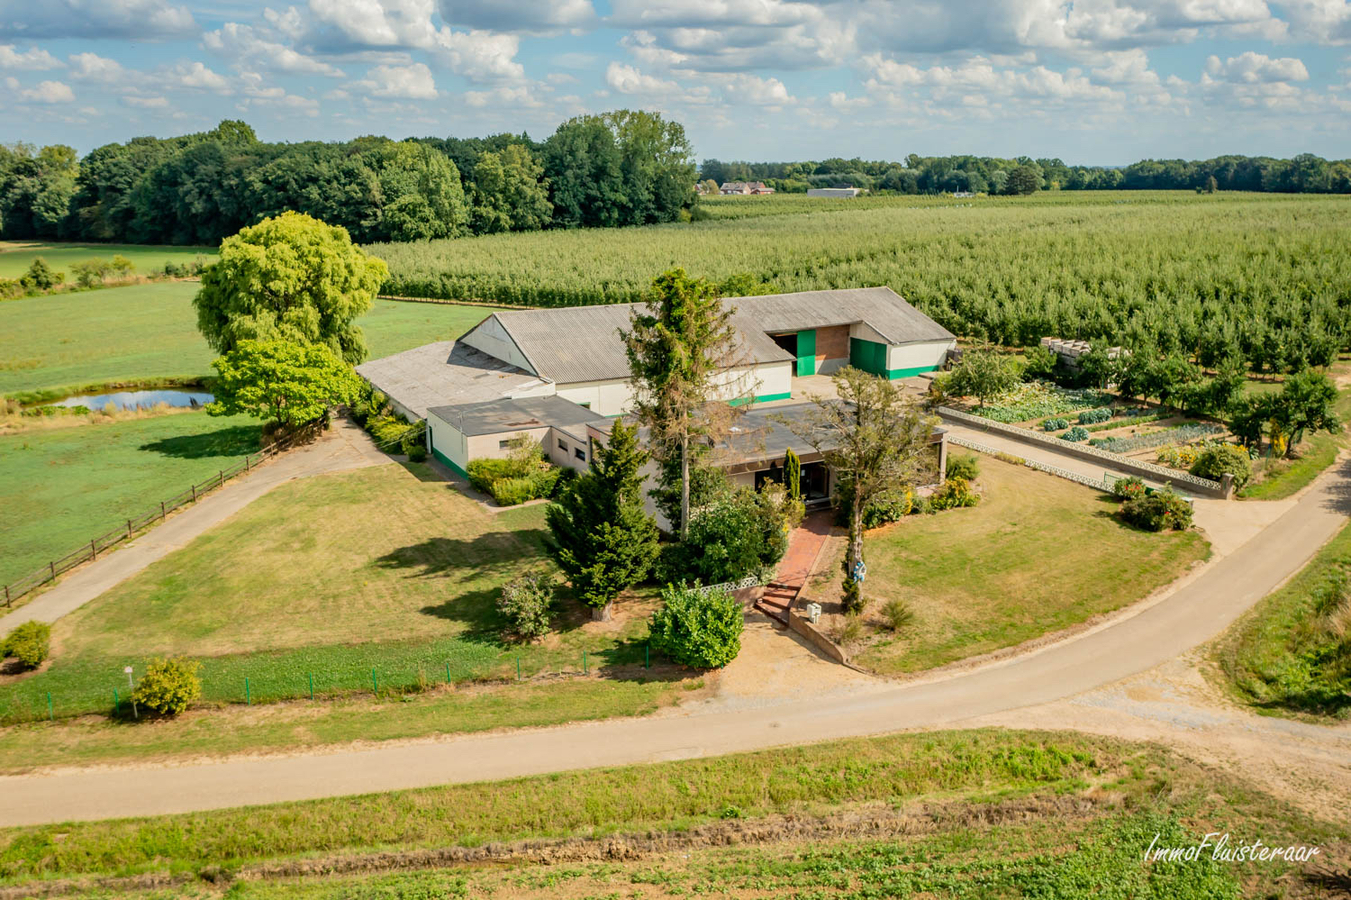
[371,668,378,693]
[245,677,251,705]
[308,672,314,700]
[46,692,53,721]
[583,651,588,675]
[113,689,119,714]
[445,662,451,684]
[645,644,650,669]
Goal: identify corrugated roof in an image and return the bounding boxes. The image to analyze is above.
[427,395,608,437]
[471,286,951,385]
[475,304,791,385]
[733,287,955,344]
[355,341,548,419]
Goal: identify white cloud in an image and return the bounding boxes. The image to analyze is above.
[433,28,524,81]
[0,0,196,39]
[204,23,345,77]
[703,72,795,105]
[605,60,681,94]
[354,61,437,98]
[120,94,170,108]
[0,44,62,70]
[67,52,124,80]
[438,0,595,32]
[306,0,437,49]
[10,79,76,102]
[463,84,543,107]
[1204,51,1309,82]
[169,60,231,92]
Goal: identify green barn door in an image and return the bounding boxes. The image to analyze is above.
[849,338,887,375]
[796,329,816,377]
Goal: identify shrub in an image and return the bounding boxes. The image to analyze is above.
[1,621,50,670]
[841,577,864,615]
[1120,489,1193,532]
[929,477,980,511]
[880,598,915,632]
[466,457,520,493]
[1060,426,1090,442]
[1041,417,1069,431]
[1190,443,1252,487]
[0,277,24,300]
[667,487,788,584]
[1078,406,1113,425]
[945,452,980,481]
[498,573,554,640]
[406,443,427,463]
[19,258,62,291]
[862,489,913,528]
[649,583,743,668]
[490,476,537,506]
[131,657,202,716]
[831,613,865,646]
[1111,475,1147,500]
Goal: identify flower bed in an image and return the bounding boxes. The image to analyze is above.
[974,382,1114,424]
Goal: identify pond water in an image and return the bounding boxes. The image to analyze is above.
[50,389,215,411]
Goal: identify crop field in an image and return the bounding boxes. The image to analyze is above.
[0,241,215,281]
[0,282,490,399]
[373,191,1351,359]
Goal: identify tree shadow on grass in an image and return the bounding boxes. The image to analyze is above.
[138,424,262,459]
[375,532,548,583]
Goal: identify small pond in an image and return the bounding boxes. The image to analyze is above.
[50,389,215,411]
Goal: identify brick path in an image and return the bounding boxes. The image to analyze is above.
[757,510,833,622]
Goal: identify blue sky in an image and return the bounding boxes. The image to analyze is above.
[1,0,1348,164]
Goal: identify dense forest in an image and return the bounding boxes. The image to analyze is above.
[701,153,1351,195]
[0,110,696,245]
[2,111,1348,247]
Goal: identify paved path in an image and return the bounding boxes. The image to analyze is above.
[758,511,832,619]
[3,455,1346,826]
[0,418,389,639]
[943,421,1174,490]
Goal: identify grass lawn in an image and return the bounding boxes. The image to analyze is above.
[0,410,260,588]
[0,729,1338,898]
[0,281,490,398]
[845,457,1210,675]
[0,241,215,282]
[1211,520,1351,720]
[0,463,665,725]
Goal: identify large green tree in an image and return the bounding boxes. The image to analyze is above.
[470,144,551,234]
[623,268,742,537]
[544,420,660,621]
[943,345,1018,407]
[781,368,937,613]
[206,339,359,428]
[193,212,387,365]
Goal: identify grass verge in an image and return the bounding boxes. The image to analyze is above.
[0,729,1340,897]
[1212,520,1351,720]
[844,458,1209,674]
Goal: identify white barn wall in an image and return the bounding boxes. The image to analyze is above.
[888,340,955,373]
[460,316,537,374]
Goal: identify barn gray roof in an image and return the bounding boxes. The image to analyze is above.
[427,395,607,438]
[471,303,791,385]
[467,286,950,385]
[355,341,549,419]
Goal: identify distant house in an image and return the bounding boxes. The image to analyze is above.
[806,187,860,198]
[720,181,776,195]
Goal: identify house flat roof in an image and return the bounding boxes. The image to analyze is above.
[354,340,549,420]
[427,395,609,438]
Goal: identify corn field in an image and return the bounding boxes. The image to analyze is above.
[371,191,1351,361]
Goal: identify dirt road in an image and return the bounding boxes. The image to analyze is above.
[2,456,1346,827]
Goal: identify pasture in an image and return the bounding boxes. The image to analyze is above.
[373,191,1351,361]
[0,409,260,587]
[0,241,215,281]
[0,282,490,399]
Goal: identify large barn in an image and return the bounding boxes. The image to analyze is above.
[356,286,955,478]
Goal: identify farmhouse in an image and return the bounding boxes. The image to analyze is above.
[720,181,776,195]
[357,286,955,481]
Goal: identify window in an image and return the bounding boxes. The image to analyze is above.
[574,447,586,461]
[557,438,568,451]
[498,439,510,450]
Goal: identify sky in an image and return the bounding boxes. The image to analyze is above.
[0,0,1348,165]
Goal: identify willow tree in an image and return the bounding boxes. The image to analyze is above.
[623,268,740,537]
[781,367,937,613]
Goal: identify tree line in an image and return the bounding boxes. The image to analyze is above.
[700,153,1351,195]
[0,110,697,245]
